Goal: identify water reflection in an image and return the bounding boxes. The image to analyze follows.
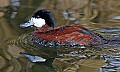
[0,0,120,72]
[101,55,120,72]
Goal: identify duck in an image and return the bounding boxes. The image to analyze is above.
[20,9,120,47]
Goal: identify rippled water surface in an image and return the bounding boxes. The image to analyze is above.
[0,0,120,72]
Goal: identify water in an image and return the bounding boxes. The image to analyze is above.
[0,0,120,72]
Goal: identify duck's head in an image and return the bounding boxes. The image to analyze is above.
[20,9,55,28]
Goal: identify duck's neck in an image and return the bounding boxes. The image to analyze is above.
[34,25,50,32]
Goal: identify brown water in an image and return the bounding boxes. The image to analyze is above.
[0,0,120,72]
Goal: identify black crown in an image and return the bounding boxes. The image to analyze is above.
[32,9,56,28]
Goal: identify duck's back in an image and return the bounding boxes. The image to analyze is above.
[32,25,108,46]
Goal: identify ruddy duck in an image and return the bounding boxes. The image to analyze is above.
[20,9,120,47]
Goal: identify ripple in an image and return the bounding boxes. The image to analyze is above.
[0,56,6,69]
[97,28,120,33]
[101,55,120,72]
[16,33,34,49]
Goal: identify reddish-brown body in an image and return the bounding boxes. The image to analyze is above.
[32,25,107,46]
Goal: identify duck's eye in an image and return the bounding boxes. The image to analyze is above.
[36,15,40,18]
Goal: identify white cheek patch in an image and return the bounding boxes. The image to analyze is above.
[31,17,46,28]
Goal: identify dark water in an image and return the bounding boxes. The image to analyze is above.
[0,0,120,72]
